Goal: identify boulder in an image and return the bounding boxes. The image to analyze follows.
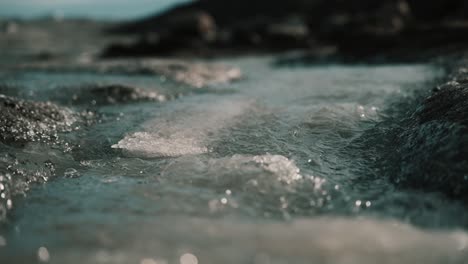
[388,74,468,201]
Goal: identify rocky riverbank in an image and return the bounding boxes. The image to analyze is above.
[102,0,468,61]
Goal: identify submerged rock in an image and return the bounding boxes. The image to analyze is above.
[407,0,468,20]
[0,94,76,143]
[84,84,167,104]
[57,84,170,106]
[17,59,242,88]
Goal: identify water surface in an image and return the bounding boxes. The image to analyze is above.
[1,57,468,264]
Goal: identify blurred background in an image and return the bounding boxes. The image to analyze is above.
[2,0,468,62]
[0,0,191,19]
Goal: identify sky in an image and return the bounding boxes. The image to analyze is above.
[0,0,192,19]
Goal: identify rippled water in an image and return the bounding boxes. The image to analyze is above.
[1,57,468,263]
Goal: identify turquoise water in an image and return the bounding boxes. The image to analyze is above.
[1,57,468,263]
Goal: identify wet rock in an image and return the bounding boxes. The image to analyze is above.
[386,75,468,201]
[321,0,410,36]
[221,15,314,51]
[0,94,77,143]
[101,0,416,57]
[104,0,320,56]
[86,84,168,104]
[59,84,169,106]
[340,62,468,204]
[406,0,468,20]
[312,1,417,58]
[103,0,468,59]
[150,10,217,41]
[110,0,317,35]
[104,10,217,57]
[416,81,468,126]
[267,18,309,40]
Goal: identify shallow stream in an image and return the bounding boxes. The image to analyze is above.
[1,57,467,264]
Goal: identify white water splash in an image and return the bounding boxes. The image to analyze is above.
[112,97,253,157]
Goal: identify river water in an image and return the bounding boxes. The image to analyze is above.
[1,56,468,263]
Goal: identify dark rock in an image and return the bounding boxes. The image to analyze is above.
[104,0,322,56]
[104,10,218,57]
[387,75,468,201]
[86,84,168,104]
[102,0,468,59]
[104,0,404,57]
[111,0,318,35]
[343,61,468,204]
[156,10,217,41]
[415,81,468,125]
[406,0,468,20]
[55,84,170,106]
[395,120,468,199]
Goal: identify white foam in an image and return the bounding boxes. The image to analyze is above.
[161,154,304,185]
[112,98,253,158]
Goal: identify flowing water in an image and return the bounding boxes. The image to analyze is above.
[1,56,468,264]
